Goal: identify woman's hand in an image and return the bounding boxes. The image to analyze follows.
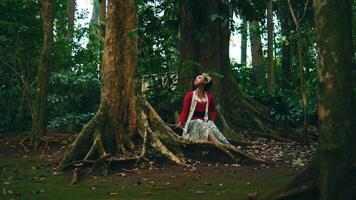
[168,122,183,129]
[175,122,183,129]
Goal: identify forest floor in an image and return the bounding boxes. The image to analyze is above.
[0,132,316,200]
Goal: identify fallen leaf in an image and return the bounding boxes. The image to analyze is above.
[195,190,205,195]
[247,192,258,200]
[52,171,62,176]
[143,191,152,196]
[107,192,118,196]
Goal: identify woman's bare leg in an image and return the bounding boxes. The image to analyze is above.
[208,133,220,145]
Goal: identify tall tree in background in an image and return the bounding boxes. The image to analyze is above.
[287,0,309,133]
[99,0,106,36]
[277,1,292,88]
[240,16,247,64]
[89,0,107,42]
[91,0,106,37]
[178,0,297,141]
[263,0,355,199]
[249,19,264,86]
[90,0,100,24]
[67,0,75,38]
[31,0,54,148]
[266,0,275,95]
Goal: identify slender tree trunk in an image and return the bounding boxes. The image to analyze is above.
[99,0,106,36]
[90,0,100,24]
[249,20,264,86]
[278,1,292,89]
[288,0,308,133]
[68,0,75,38]
[262,0,356,199]
[31,0,53,148]
[240,16,247,64]
[267,0,275,95]
[89,0,106,42]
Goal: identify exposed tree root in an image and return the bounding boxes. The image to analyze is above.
[70,167,80,185]
[221,84,307,143]
[58,104,108,168]
[58,97,265,171]
[138,98,265,165]
[215,107,242,142]
[58,97,266,184]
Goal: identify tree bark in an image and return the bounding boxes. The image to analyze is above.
[240,16,247,64]
[177,0,200,92]
[67,0,75,38]
[314,0,355,198]
[262,0,356,199]
[31,0,54,148]
[267,0,275,95]
[60,0,138,166]
[249,20,265,86]
[99,0,106,36]
[178,0,299,142]
[277,1,292,89]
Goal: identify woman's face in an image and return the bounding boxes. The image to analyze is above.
[194,75,206,86]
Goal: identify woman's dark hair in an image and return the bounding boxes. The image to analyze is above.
[204,77,213,91]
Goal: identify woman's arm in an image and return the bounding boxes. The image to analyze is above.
[209,94,217,121]
[178,92,192,124]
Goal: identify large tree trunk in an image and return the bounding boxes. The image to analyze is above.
[177,0,200,92]
[59,0,259,172]
[277,1,292,89]
[314,0,355,197]
[262,0,356,199]
[267,0,275,95]
[31,0,53,148]
[178,0,299,142]
[249,20,265,86]
[60,0,137,166]
[240,16,247,64]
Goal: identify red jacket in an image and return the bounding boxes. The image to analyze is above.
[179,91,217,123]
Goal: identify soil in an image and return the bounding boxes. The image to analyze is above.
[0,132,316,200]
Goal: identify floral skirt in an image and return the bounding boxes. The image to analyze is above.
[183,119,231,145]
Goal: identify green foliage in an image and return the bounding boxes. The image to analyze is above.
[231,59,318,128]
[137,0,182,123]
[0,0,41,132]
[0,0,321,134]
[0,0,101,133]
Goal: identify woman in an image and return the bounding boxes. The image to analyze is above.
[176,73,231,145]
